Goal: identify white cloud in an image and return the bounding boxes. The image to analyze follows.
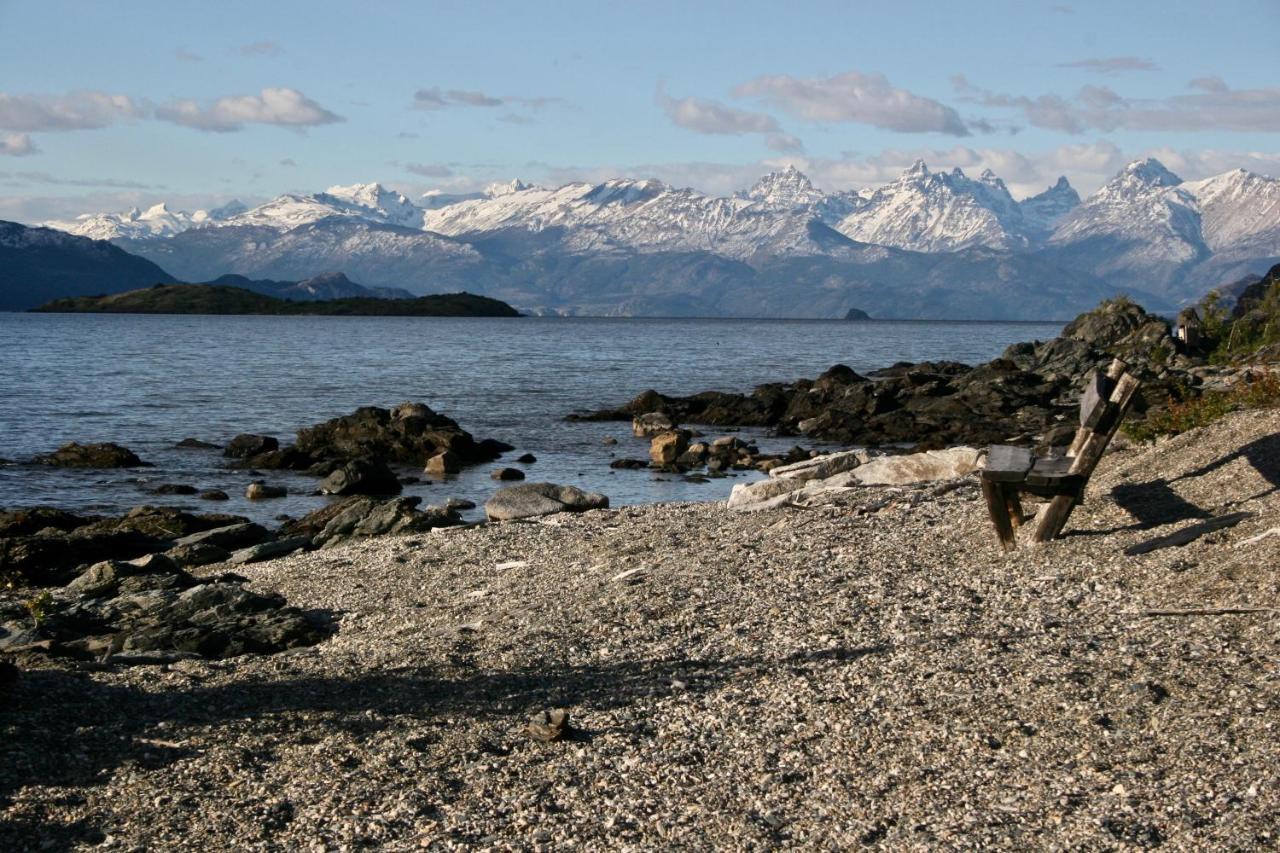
[1056,56,1159,74]
[658,92,780,135]
[0,133,37,156]
[0,91,140,132]
[958,76,1280,134]
[733,71,970,136]
[240,41,283,57]
[155,87,343,132]
[405,162,455,177]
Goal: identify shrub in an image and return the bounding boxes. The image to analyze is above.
[1123,370,1280,441]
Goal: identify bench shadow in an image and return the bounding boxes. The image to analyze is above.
[1170,432,1280,500]
[1,643,889,846]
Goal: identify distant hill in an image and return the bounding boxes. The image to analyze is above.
[0,220,173,311]
[33,284,521,317]
[205,271,415,301]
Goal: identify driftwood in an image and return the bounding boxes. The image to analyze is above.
[1123,512,1256,556]
[1134,606,1277,617]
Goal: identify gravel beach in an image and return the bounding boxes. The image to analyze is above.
[3,409,1278,850]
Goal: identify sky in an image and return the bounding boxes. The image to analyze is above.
[1,0,1278,222]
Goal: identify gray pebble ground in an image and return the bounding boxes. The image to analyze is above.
[3,409,1279,850]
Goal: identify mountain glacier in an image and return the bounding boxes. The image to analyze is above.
[38,158,1280,318]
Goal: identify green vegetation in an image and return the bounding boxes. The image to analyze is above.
[33,283,521,317]
[1123,370,1280,441]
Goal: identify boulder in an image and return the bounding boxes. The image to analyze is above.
[224,434,278,459]
[0,507,91,537]
[245,481,287,500]
[175,438,218,449]
[851,447,983,485]
[34,442,147,468]
[650,431,690,466]
[425,450,461,476]
[633,412,675,437]
[200,489,230,501]
[318,457,402,496]
[295,403,503,467]
[164,542,232,568]
[172,522,271,551]
[491,467,526,481]
[152,483,198,495]
[228,537,313,565]
[485,483,609,522]
[283,496,461,546]
[516,453,538,464]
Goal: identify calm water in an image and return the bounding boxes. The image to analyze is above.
[0,314,1062,524]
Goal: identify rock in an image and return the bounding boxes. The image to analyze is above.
[282,496,462,547]
[152,483,198,495]
[516,453,537,464]
[424,450,461,476]
[172,522,271,551]
[485,483,609,522]
[175,438,218,449]
[318,457,402,496]
[33,442,148,468]
[444,498,476,511]
[245,481,287,500]
[224,434,278,459]
[227,537,313,565]
[852,447,983,485]
[602,437,618,445]
[67,559,133,597]
[844,307,872,320]
[526,708,571,742]
[633,412,675,437]
[164,542,232,568]
[650,431,690,466]
[491,467,526,481]
[609,458,648,470]
[200,489,229,501]
[295,403,503,467]
[768,448,877,482]
[0,507,92,537]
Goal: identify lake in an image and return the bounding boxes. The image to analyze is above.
[0,314,1063,523]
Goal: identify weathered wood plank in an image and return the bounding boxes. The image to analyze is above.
[1002,483,1025,529]
[1123,512,1256,556]
[1079,371,1108,428]
[982,445,1033,482]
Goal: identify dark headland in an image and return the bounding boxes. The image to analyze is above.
[32,283,521,317]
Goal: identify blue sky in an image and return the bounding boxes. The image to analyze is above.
[2,0,1278,221]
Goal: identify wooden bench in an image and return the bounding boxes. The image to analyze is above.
[980,358,1141,550]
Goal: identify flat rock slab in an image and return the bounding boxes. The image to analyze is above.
[228,537,314,565]
[485,483,609,521]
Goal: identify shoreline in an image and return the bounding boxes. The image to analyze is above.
[3,408,1279,847]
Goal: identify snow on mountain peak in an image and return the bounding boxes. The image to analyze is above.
[904,159,929,178]
[1118,158,1183,188]
[485,179,531,198]
[740,165,821,207]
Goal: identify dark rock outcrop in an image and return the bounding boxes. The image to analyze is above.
[281,496,461,546]
[485,483,609,522]
[33,442,148,468]
[0,554,328,661]
[570,298,1198,450]
[318,457,402,496]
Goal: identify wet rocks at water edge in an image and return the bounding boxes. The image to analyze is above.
[491,467,526,481]
[485,482,610,521]
[425,450,461,476]
[33,442,149,468]
[318,457,402,496]
[570,298,1215,450]
[245,481,287,500]
[281,495,462,546]
[223,433,278,459]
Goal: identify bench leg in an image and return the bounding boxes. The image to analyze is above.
[981,478,1017,551]
[1003,485,1025,529]
[1032,492,1077,543]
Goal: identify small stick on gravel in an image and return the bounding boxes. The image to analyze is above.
[1133,606,1278,617]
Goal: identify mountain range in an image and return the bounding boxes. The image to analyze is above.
[35,158,1280,320]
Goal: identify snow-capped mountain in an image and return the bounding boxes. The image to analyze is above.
[43,201,246,241]
[1019,177,1081,239]
[35,157,1280,315]
[833,161,1058,252]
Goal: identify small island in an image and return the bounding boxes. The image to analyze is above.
[32,284,521,317]
[843,307,872,320]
